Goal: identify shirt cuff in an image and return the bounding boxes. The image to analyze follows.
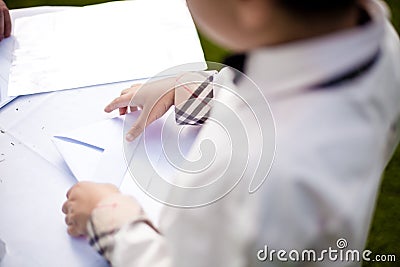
[86,194,159,261]
[112,222,171,267]
[174,71,217,125]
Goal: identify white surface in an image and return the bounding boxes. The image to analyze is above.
[8,0,205,97]
[0,3,205,267]
[0,65,128,267]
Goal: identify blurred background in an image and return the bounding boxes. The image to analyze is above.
[4,0,399,266]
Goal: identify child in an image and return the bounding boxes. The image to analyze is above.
[62,0,400,266]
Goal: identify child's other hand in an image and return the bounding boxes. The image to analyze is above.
[104,77,175,142]
[0,0,11,41]
[62,182,119,237]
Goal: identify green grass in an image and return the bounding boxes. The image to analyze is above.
[4,0,113,8]
[360,1,400,265]
[364,150,400,266]
[5,0,400,265]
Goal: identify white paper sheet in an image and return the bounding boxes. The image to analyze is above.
[0,36,15,107]
[8,0,206,97]
[0,7,77,107]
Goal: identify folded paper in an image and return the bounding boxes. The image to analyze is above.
[53,112,142,186]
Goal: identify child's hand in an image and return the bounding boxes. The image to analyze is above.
[62,182,119,237]
[0,1,11,42]
[104,77,176,142]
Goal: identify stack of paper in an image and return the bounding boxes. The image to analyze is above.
[0,36,15,107]
[0,6,78,108]
[6,0,205,97]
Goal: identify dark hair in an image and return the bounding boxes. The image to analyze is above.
[278,0,357,15]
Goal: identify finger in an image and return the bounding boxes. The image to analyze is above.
[66,187,73,198]
[66,182,82,199]
[119,90,129,115]
[65,215,74,226]
[67,225,81,237]
[120,88,130,95]
[119,106,128,116]
[125,100,169,142]
[130,106,138,113]
[3,8,11,37]
[104,94,131,113]
[125,108,149,142]
[125,106,161,142]
[0,10,4,41]
[62,201,69,214]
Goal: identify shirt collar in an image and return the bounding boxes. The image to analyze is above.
[244,0,386,98]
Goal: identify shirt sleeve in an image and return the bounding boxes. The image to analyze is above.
[174,71,217,125]
[86,194,171,267]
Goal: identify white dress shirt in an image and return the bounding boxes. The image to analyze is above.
[87,1,400,266]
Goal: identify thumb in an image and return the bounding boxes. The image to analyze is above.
[125,103,166,142]
[126,107,152,142]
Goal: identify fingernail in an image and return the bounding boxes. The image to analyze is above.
[126,133,134,142]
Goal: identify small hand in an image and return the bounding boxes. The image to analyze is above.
[62,182,119,237]
[0,1,11,42]
[104,77,175,142]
